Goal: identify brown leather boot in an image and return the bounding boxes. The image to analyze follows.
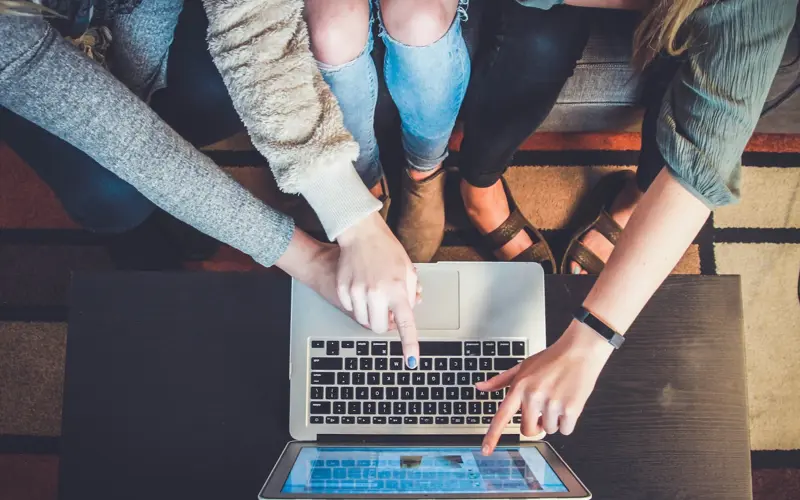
[375,176,391,221]
[397,168,447,263]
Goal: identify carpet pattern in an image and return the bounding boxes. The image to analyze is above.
[0,131,798,498]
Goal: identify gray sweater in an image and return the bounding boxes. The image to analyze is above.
[0,0,381,267]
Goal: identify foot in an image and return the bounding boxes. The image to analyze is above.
[396,165,446,263]
[461,179,534,261]
[569,177,643,274]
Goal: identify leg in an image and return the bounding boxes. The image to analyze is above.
[379,0,469,262]
[305,0,385,192]
[459,1,590,260]
[0,108,155,233]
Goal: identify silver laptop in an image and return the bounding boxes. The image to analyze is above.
[258,262,591,499]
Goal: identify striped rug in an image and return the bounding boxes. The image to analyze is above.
[0,131,798,499]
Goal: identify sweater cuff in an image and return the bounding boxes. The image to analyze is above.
[301,161,382,241]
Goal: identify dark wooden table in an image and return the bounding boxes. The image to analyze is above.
[59,272,750,500]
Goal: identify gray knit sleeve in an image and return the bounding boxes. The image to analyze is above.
[656,0,797,208]
[0,14,295,267]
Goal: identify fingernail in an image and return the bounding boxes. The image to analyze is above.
[407,356,417,369]
[482,445,491,456]
[572,266,581,275]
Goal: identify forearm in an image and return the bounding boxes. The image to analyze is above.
[564,0,647,10]
[582,169,710,334]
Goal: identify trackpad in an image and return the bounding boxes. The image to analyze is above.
[413,269,459,330]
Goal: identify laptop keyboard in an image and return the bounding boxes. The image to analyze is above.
[308,340,525,426]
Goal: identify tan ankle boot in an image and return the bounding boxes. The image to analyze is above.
[376,176,391,221]
[397,168,447,263]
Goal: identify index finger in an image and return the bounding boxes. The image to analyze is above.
[390,294,419,369]
[482,388,523,455]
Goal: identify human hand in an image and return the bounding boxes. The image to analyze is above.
[477,321,614,454]
[336,212,421,367]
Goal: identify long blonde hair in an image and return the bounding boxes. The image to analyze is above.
[0,1,61,16]
[633,0,704,68]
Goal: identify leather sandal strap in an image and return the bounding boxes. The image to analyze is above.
[511,241,551,263]
[566,240,606,275]
[594,209,623,245]
[484,209,528,251]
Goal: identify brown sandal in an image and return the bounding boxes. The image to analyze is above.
[560,170,635,275]
[479,176,557,273]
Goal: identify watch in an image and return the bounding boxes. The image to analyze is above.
[573,306,625,350]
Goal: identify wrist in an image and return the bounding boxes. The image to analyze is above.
[560,319,615,361]
[275,227,327,283]
[336,211,382,247]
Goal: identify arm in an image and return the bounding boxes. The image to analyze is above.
[480,0,797,452]
[517,0,647,10]
[200,0,381,241]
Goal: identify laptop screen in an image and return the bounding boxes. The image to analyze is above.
[281,446,568,495]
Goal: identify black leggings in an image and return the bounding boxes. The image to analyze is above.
[458,0,674,191]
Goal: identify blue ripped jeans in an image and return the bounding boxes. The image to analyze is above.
[317,1,470,189]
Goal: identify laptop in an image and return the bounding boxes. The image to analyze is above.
[259,262,591,499]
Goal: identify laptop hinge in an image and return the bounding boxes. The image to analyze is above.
[316,434,521,445]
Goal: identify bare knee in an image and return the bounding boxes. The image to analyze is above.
[305,0,371,66]
[380,0,459,47]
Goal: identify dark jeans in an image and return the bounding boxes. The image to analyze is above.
[0,1,241,233]
[458,0,673,192]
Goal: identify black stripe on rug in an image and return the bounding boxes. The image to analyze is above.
[206,149,800,168]
[715,228,800,244]
[0,435,60,454]
[0,305,68,322]
[0,229,110,245]
[752,450,800,469]
[698,214,718,276]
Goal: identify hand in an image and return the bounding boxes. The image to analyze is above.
[336,212,420,368]
[477,321,614,454]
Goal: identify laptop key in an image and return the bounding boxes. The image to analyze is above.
[311,372,335,385]
[443,373,456,385]
[326,387,338,400]
[311,340,325,349]
[404,417,418,425]
[348,402,361,414]
[356,341,369,355]
[342,341,355,349]
[420,416,434,424]
[356,387,369,400]
[491,390,504,400]
[423,402,437,415]
[360,358,373,371]
[326,341,339,356]
[311,402,331,414]
[439,402,452,415]
[371,387,384,400]
[375,358,388,371]
[471,373,486,385]
[364,402,376,414]
[397,373,410,385]
[435,358,448,371]
[450,358,463,371]
[454,402,467,415]
[436,417,449,424]
[426,373,440,385]
[480,358,493,371]
[512,415,522,424]
[461,387,475,400]
[353,373,365,385]
[465,342,481,356]
[390,358,403,371]
[469,402,482,415]
[482,342,496,356]
[512,341,525,356]
[326,416,340,424]
[372,341,388,356]
[476,390,489,400]
[431,387,444,400]
[488,372,500,380]
[401,387,414,400]
[391,341,462,356]
[345,357,358,370]
[483,402,497,415]
[393,402,407,415]
[368,372,380,385]
[379,402,391,415]
[495,358,524,371]
[342,416,355,424]
[412,373,426,385]
[498,341,511,356]
[446,387,459,400]
[311,387,323,400]
[420,358,433,371]
[416,387,429,400]
[337,373,350,385]
[310,416,323,424]
[386,387,399,400]
[357,417,370,424]
[451,416,465,424]
[466,416,480,424]
[389,417,402,424]
[482,416,493,424]
[373,417,387,424]
[382,373,395,385]
[465,358,478,371]
[341,387,353,400]
[409,402,421,415]
[333,402,346,414]
[457,372,470,385]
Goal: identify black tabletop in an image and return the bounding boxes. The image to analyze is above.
[59,272,750,500]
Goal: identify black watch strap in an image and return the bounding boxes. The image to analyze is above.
[573,306,625,349]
